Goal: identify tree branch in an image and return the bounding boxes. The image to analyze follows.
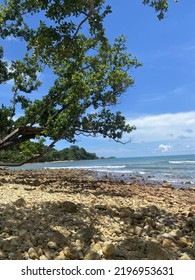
[72,0,94,39]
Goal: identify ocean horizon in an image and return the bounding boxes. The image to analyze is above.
[11,153,195,188]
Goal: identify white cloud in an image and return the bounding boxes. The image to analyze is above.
[157,144,172,153]
[5,36,19,42]
[127,111,195,143]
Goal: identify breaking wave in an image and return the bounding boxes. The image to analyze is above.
[169,161,195,164]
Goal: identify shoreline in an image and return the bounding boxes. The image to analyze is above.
[4,154,195,189]
[0,168,195,260]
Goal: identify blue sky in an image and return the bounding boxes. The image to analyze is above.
[1,0,195,158]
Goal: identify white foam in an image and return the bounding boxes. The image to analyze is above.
[169,161,195,164]
[45,165,126,170]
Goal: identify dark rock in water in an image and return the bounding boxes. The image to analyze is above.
[162,183,173,189]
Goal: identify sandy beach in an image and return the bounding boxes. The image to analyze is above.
[0,168,195,260]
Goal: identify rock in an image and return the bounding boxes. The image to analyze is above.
[179,253,192,260]
[157,233,176,240]
[185,181,192,185]
[162,218,175,227]
[186,217,195,230]
[178,237,190,247]
[0,232,9,239]
[146,242,171,260]
[119,209,132,218]
[10,252,23,260]
[162,238,177,249]
[189,205,195,212]
[37,248,43,257]
[102,243,117,258]
[188,211,194,217]
[54,251,67,260]
[144,217,156,228]
[94,204,107,211]
[14,197,26,207]
[148,205,160,215]
[84,249,101,260]
[77,227,95,242]
[169,229,182,239]
[43,249,54,259]
[127,250,146,260]
[39,255,48,260]
[63,247,74,259]
[162,183,173,189]
[0,249,7,259]
[62,201,77,213]
[2,242,15,252]
[28,247,39,260]
[133,212,143,220]
[47,241,58,250]
[143,225,152,235]
[23,252,30,260]
[33,179,42,186]
[92,242,103,253]
[19,229,28,238]
[132,226,143,236]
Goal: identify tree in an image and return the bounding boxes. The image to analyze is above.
[0,0,177,165]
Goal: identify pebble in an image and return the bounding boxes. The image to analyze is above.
[55,251,67,260]
[179,253,192,260]
[63,247,74,259]
[0,250,7,259]
[28,247,39,260]
[189,205,195,212]
[62,201,78,213]
[132,226,143,236]
[102,244,117,257]
[92,242,103,253]
[178,237,190,247]
[14,198,26,207]
[162,238,178,249]
[133,212,143,220]
[169,229,182,239]
[162,183,173,189]
[84,249,101,260]
[146,242,171,260]
[0,169,194,260]
[39,255,48,260]
[47,241,58,250]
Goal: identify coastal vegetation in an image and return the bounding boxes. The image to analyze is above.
[0,144,98,164]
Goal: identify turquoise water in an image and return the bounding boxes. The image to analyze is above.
[13,154,195,187]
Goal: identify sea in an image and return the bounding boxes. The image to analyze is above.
[12,154,195,188]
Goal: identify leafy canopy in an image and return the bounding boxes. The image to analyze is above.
[0,0,176,163]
